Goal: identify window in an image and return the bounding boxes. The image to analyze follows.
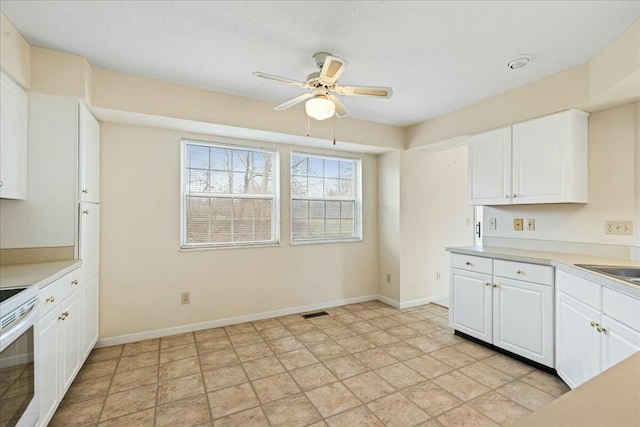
[181,140,279,248]
[290,152,362,243]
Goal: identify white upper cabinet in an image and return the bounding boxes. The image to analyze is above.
[0,71,28,199]
[79,103,100,203]
[468,109,589,205]
[468,127,512,205]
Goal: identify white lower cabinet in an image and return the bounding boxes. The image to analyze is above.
[556,270,640,389]
[37,267,90,427]
[449,254,554,367]
[82,277,99,359]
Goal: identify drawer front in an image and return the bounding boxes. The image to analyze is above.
[556,270,601,310]
[39,279,62,317]
[58,268,82,302]
[450,253,492,274]
[603,287,640,331]
[494,260,553,286]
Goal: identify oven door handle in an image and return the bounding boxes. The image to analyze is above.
[0,300,39,353]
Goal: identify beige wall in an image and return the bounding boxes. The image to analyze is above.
[399,143,474,303]
[0,11,30,88]
[30,47,90,100]
[99,123,379,338]
[484,102,638,248]
[377,151,401,302]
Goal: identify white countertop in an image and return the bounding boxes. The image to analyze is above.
[0,260,82,289]
[446,246,640,298]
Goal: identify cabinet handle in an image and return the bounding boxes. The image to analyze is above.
[71,279,78,285]
[484,282,491,287]
[83,210,89,214]
[512,194,518,198]
[46,296,55,303]
[590,321,597,327]
[516,269,522,275]
[82,189,88,194]
[492,283,498,288]
[465,261,472,266]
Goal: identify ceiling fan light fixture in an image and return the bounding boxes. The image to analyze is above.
[305,95,335,120]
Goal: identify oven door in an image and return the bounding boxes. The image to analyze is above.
[0,300,39,427]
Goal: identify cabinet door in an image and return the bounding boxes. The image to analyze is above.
[468,127,512,205]
[493,277,554,367]
[79,203,100,284]
[601,315,640,372]
[38,309,60,427]
[450,268,493,343]
[0,71,28,199]
[79,103,100,203]
[556,291,601,389]
[82,278,99,359]
[59,291,82,393]
[512,112,571,203]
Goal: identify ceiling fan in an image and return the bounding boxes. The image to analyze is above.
[253,52,393,121]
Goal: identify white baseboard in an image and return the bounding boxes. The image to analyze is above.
[399,294,448,309]
[96,294,379,348]
[376,294,400,308]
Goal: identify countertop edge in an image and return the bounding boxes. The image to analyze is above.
[446,246,640,298]
[1,260,83,290]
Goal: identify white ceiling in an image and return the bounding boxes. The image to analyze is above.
[1,1,638,127]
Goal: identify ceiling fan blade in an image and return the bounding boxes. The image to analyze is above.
[328,95,350,117]
[274,92,315,110]
[253,72,308,88]
[319,55,347,84]
[335,85,393,98]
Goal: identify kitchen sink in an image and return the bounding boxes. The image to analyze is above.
[576,265,640,285]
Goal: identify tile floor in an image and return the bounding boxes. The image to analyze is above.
[49,301,570,427]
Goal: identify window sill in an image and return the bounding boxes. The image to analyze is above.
[180,242,281,252]
[290,238,363,246]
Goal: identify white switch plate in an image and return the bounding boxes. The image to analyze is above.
[605,220,633,235]
[489,218,497,230]
[526,218,535,231]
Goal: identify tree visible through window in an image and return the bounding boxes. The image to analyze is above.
[291,152,361,242]
[181,140,278,248]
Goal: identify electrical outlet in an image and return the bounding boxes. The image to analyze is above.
[526,218,535,231]
[181,292,191,304]
[489,218,497,230]
[386,273,391,283]
[436,271,441,280]
[514,218,523,231]
[605,220,633,235]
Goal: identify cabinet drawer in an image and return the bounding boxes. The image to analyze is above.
[494,260,553,286]
[57,269,82,302]
[603,288,640,331]
[450,253,492,274]
[556,270,601,310]
[39,279,62,317]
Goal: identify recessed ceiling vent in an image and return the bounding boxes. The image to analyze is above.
[506,56,531,70]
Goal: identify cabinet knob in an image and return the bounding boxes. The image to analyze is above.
[465,261,472,266]
[590,321,597,327]
[492,283,498,288]
[512,194,518,198]
[484,282,491,287]
[596,325,606,334]
[46,296,55,303]
[71,279,78,285]
[516,269,522,275]
[58,311,69,321]
[504,194,510,198]
[0,181,3,187]
[82,189,88,194]
[83,210,89,214]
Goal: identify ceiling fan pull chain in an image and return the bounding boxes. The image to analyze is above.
[307,115,310,137]
[333,115,337,145]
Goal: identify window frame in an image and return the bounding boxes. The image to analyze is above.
[290,151,363,245]
[180,139,280,250]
